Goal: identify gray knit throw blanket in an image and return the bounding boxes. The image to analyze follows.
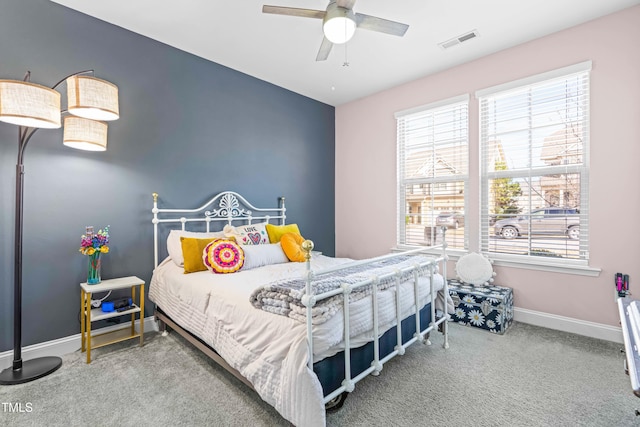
[249,255,435,324]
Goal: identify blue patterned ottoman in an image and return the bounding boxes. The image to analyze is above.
[447,279,514,334]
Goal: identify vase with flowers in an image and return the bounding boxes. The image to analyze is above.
[80,225,109,284]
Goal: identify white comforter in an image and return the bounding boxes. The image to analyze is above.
[148,254,447,427]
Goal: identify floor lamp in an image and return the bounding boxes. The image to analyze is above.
[0,70,119,385]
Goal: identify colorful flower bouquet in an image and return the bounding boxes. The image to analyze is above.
[80,226,109,284]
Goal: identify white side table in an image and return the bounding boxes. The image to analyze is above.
[80,276,145,363]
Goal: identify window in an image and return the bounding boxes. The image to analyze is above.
[396,95,469,250]
[478,62,590,263]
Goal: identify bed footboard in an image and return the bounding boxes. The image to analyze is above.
[300,233,450,404]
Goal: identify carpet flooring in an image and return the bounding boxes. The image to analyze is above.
[1,322,638,427]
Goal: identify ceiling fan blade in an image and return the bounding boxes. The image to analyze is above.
[316,36,334,61]
[354,13,409,37]
[262,5,326,19]
[336,0,357,9]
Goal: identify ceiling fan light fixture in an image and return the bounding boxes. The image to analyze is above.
[323,4,356,44]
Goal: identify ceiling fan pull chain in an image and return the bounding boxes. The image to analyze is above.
[343,43,350,67]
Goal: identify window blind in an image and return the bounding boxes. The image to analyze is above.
[397,95,469,250]
[479,66,590,262]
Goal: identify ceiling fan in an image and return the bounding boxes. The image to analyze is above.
[262,0,409,61]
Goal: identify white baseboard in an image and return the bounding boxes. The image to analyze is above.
[514,307,623,343]
[0,316,158,370]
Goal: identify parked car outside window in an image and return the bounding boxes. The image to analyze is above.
[435,211,464,229]
[493,208,579,240]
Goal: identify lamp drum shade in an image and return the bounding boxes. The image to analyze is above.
[0,80,61,129]
[63,116,108,151]
[66,75,119,121]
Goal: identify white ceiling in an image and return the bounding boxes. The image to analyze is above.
[51,0,639,106]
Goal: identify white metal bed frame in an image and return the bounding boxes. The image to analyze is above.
[151,191,450,415]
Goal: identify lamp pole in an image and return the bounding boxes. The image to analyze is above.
[1,120,64,384]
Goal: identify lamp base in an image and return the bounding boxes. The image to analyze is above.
[0,356,62,385]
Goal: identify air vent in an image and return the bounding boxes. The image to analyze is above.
[438,29,479,50]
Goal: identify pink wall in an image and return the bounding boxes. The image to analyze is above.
[335,6,640,327]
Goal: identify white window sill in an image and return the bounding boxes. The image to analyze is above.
[393,245,601,277]
[489,256,601,277]
[392,244,466,260]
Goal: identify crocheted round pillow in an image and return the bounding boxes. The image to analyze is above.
[202,239,245,274]
[455,252,495,286]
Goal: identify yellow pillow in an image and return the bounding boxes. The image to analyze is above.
[266,223,301,243]
[180,237,220,273]
[280,232,307,262]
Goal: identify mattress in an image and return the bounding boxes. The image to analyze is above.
[149,254,445,427]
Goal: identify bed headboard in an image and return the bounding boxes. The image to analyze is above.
[151,191,286,267]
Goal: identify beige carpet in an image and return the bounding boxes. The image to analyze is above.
[1,322,638,426]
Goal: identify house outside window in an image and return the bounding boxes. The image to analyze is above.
[477,62,591,265]
[396,95,469,250]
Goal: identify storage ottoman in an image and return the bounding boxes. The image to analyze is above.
[447,279,514,334]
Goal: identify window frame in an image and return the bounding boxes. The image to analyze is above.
[476,61,596,275]
[395,94,470,252]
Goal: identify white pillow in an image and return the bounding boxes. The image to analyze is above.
[240,243,289,270]
[455,252,495,286]
[166,230,226,267]
[224,222,269,245]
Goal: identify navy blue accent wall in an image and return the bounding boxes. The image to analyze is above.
[0,0,335,351]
